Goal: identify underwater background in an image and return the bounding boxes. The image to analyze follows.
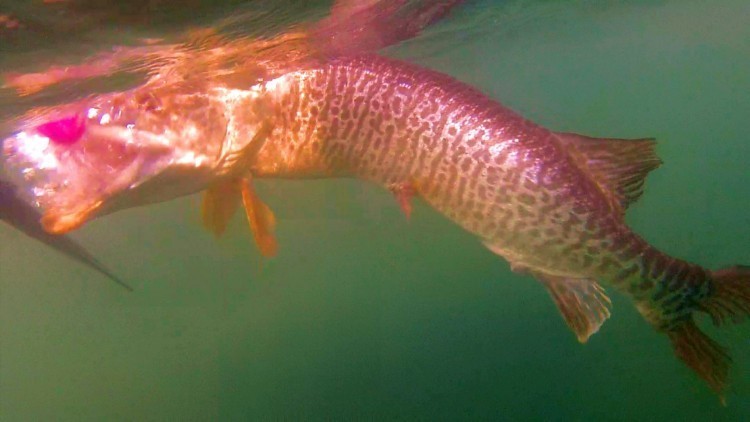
[1,0,749,419]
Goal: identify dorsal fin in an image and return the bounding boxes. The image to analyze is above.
[555,132,662,212]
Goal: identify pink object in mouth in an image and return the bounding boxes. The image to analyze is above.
[36,115,86,145]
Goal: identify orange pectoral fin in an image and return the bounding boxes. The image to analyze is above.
[202,180,242,238]
[240,178,278,257]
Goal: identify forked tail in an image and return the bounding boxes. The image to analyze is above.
[667,265,750,402]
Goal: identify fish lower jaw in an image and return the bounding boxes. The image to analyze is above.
[41,200,103,234]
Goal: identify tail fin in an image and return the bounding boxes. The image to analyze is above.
[699,265,750,325]
[668,265,750,402]
[668,320,731,401]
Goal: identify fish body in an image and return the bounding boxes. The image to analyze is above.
[2,55,748,397]
[250,57,656,281]
[238,55,709,320]
[217,55,750,396]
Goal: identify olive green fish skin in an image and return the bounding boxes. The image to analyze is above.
[246,55,710,329]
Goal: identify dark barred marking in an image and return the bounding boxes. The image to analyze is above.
[614,264,640,284]
[250,55,718,341]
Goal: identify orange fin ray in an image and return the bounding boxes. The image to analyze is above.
[536,273,612,343]
[201,180,242,238]
[241,178,278,257]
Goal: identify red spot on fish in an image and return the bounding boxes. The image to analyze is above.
[36,115,85,145]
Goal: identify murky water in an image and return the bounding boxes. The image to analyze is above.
[1,0,749,419]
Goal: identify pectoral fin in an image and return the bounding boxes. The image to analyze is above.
[202,180,242,238]
[240,178,278,257]
[202,177,278,257]
[535,273,612,343]
[389,180,420,220]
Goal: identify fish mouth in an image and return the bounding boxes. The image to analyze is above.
[2,121,147,234]
[43,146,148,234]
[3,87,228,234]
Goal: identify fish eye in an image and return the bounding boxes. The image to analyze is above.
[35,115,86,145]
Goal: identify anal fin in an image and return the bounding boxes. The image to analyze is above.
[241,178,278,257]
[535,273,612,343]
[481,240,612,343]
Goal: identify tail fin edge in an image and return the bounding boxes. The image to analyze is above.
[668,320,730,402]
[699,265,750,325]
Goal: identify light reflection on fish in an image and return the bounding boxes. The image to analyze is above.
[0,179,131,291]
[2,54,749,401]
[0,0,464,290]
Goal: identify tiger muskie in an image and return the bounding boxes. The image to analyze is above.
[2,55,748,398]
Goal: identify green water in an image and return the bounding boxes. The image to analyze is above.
[1,0,749,419]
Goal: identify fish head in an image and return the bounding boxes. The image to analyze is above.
[2,85,230,233]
